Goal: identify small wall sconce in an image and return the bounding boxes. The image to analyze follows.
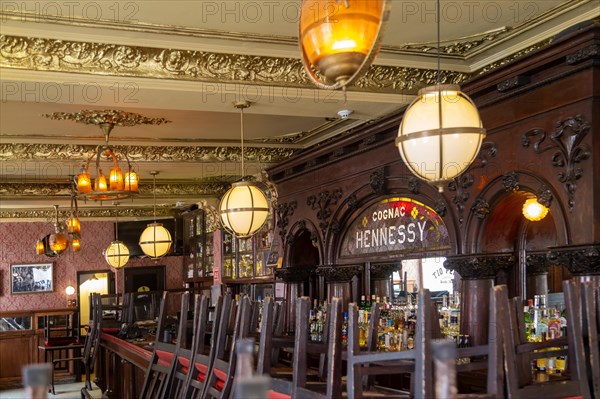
[522,197,549,221]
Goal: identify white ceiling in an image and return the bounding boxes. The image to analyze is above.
[1,0,598,219]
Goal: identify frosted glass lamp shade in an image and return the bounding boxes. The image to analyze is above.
[124,171,139,192]
[522,198,549,221]
[396,84,486,191]
[36,239,45,255]
[65,285,76,296]
[139,223,172,258]
[299,0,389,88]
[66,216,81,234]
[105,240,129,268]
[71,238,81,252]
[77,171,92,193]
[219,182,269,238]
[49,232,68,254]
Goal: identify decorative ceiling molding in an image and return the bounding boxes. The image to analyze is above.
[474,39,552,76]
[0,35,468,95]
[1,0,589,58]
[0,181,230,198]
[0,142,297,163]
[0,206,174,220]
[42,109,171,126]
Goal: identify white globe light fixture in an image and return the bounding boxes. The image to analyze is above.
[65,285,76,296]
[395,1,485,192]
[139,171,172,258]
[105,203,130,268]
[219,102,270,239]
[105,241,130,268]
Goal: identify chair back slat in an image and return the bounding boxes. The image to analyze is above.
[292,297,310,396]
[413,289,433,399]
[582,282,600,398]
[204,295,252,399]
[564,280,596,399]
[257,296,274,375]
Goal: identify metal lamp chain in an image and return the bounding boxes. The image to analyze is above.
[153,173,157,220]
[437,0,441,84]
[240,106,245,179]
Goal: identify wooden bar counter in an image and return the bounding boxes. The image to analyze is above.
[95,333,152,399]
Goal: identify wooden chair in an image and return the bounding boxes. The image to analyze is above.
[268,296,343,399]
[139,291,179,399]
[346,289,434,399]
[50,294,102,395]
[183,293,232,399]
[165,293,209,399]
[203,295,253,399]
[563,280,600,399]
[494,284,591,399]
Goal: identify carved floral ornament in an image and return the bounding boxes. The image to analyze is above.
[521,115,591,212]
[316,265,363,283]
[444,252,515,279]
[0,35,469,95]
[0,143,296,163]
[547,244,600,275]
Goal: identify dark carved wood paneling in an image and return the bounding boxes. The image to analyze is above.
[307,189,343,236]
[548,244,600,275]
[444,252,515,279]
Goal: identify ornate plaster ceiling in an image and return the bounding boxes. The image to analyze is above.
[0,0,598,220]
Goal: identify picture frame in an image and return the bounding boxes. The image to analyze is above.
[11,263,54,294]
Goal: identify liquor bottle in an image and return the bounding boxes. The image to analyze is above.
[309,310,317,342]
[360,295,367,310]
[341,311,348,346]
[535,295,549,341]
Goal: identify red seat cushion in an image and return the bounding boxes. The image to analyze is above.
[44,338,80,347]
[156,350,174,367]
[268,390,291,399]
[178,356,190,374]
[213,368,227,391]
[102,327,120,334]
[194,363,208,382]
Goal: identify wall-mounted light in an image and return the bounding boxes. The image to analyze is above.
[522,197,549,222]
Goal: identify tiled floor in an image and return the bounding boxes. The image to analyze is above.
[0,382,102,399]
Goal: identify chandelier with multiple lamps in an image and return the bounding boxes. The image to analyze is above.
[219,102,270,239]
[35,204,79,256]
[43,110,170,202]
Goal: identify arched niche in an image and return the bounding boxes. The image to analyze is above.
[465,170,570,299]
[325,173,459,266]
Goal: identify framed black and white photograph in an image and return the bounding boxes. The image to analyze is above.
[11,263,54,294]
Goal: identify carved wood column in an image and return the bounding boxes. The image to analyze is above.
[316,265,363,310]
[444,253,515,346]
[525,252,550,299]
[370,263,401,299]
[548,244,600,286]
[275,266,316,331]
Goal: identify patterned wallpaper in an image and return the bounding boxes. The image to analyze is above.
[0,221,185,312]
